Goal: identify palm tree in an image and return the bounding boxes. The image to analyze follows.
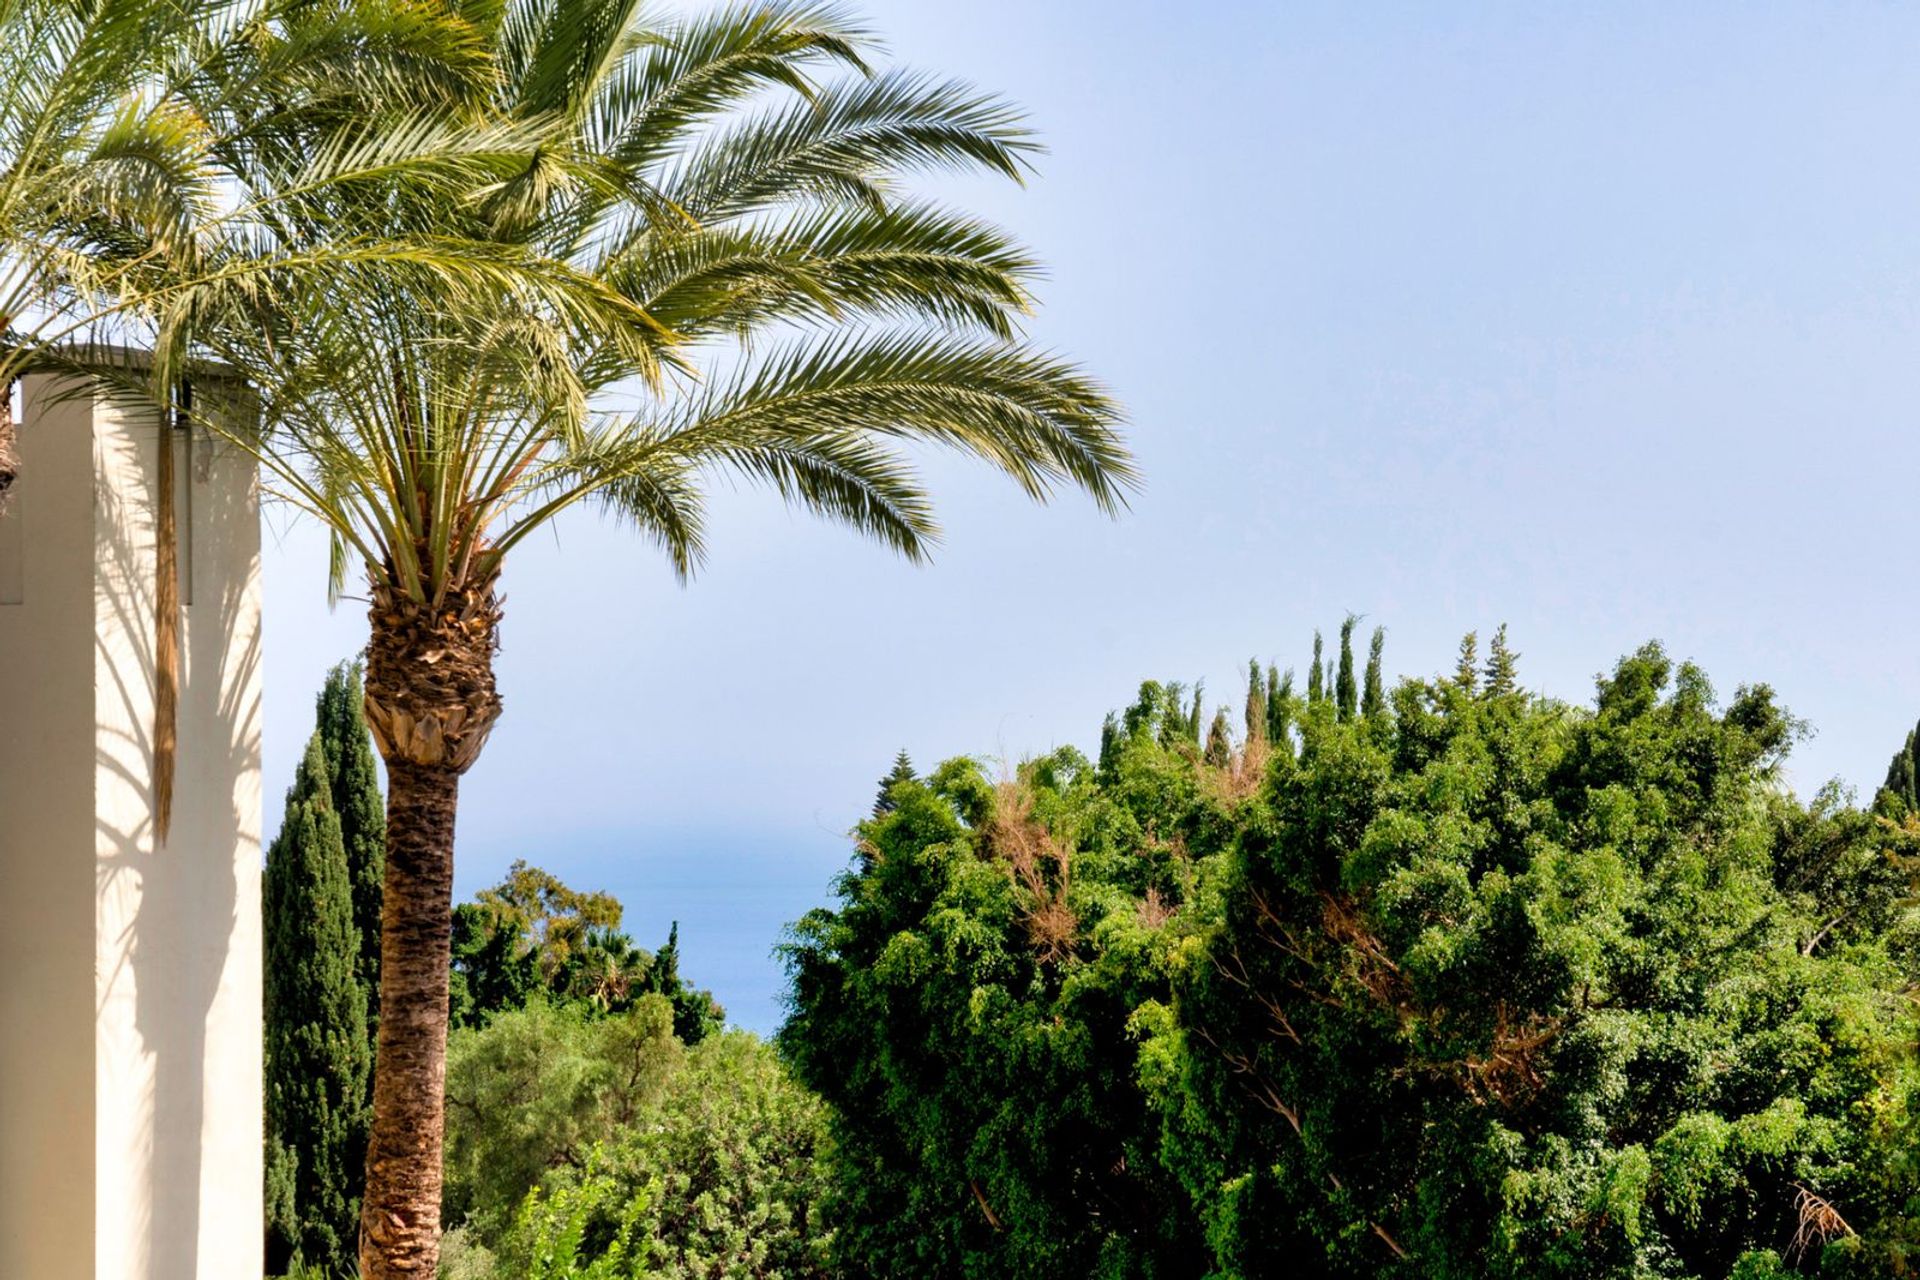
[0,0,619,840]
[195,3,1134,1274]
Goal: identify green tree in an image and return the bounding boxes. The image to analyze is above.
[1361,625,1385,720]
[316,661,385,1036]
[449,867,725,1042]
[875,748,918,816]
[784,728,1219,1277]
[187,5,1133,1269]
[1484,621,1519,696]
[1267,665,1296,755]
[1205,706,1234,767]
[1308,631,1327,706]
[1876,718,1920,817]
[443,996,681,1240]
[1335,614,1359,720]
[264,737,372,1275]
[1167,639,1920,1277]
[1454,630,1480,692]
[645,922,725,1045]
[1244,658,1268,744]
[495,1033,835,1280]
[788,633,1920,1279]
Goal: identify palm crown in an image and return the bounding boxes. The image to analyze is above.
[203,0,1133,609]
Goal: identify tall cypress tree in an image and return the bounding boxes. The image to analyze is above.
[1877,720,1920,817]
[1335,615,1358,722]
[1244,658,1267,744]
[1307,632,1326,706]
[1267,667,1295,755]
[1362,627,1386,720]
[264,736,371,1275]
[315,661,384,1036]
[1204,708,1233,768]
[1098,713,1122,776]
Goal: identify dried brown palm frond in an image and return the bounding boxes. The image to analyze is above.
[1788,1184,1854,1263]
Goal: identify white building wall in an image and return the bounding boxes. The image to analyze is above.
[0,373,262,1280]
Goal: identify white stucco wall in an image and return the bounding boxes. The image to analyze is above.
[0,373,262,1280]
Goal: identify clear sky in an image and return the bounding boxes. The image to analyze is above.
[262,2,1920,1033]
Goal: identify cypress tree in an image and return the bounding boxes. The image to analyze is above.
[315,661,384,1036]
[1267,668,1295,755]
[1098,713,1122,775]
[873,748,917,817]
[1244,658,1267,744]
[647,921,725,1044]
[1485,624,1520,697]
[1335,615,1358,722]
[1307,632,1325,706]
[1362,627,1386,720]
[1204,708,1233,768]
[264,736,371,1275]
[1187,682,1205,744]
[1877,720,1920,817]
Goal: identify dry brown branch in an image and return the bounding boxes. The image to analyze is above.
[1788,1184,1854,1263]
[969,1179,1004,1231]
[982,781,1078,963]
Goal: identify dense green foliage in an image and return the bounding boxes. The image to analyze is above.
[264,737,372,1275]
[265,663,387,1275]
[783,636,1920,1278]
[449,861,723,1041]
[440,996,832,1278]
[316,663,386,1037]
[432,864,810,1276]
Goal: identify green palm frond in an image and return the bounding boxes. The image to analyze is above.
[661,68,1038,220]
[662,333,1131,512]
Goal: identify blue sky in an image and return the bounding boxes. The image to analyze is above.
[263,2,1920,1033]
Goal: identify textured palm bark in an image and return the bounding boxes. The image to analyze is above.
[358,570,502,1279]
[358,757,458,1279]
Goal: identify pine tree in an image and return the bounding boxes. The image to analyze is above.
[315,661,384,1037]
[1307,632,1326,706]
[1454,632,1480,694]
[1244,658,1267,744]
[1485,624,1520,697]
[873,749,917,817]
[1335,615,1358,722]
[264,736,371,1275]
[1204,708,1233,767]
[1187,682,1205,744]
[1362,627,1386,720]
[1877,720,1920,817]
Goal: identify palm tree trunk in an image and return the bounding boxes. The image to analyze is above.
[358,757,457,1277]
[358,572,502,1279]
